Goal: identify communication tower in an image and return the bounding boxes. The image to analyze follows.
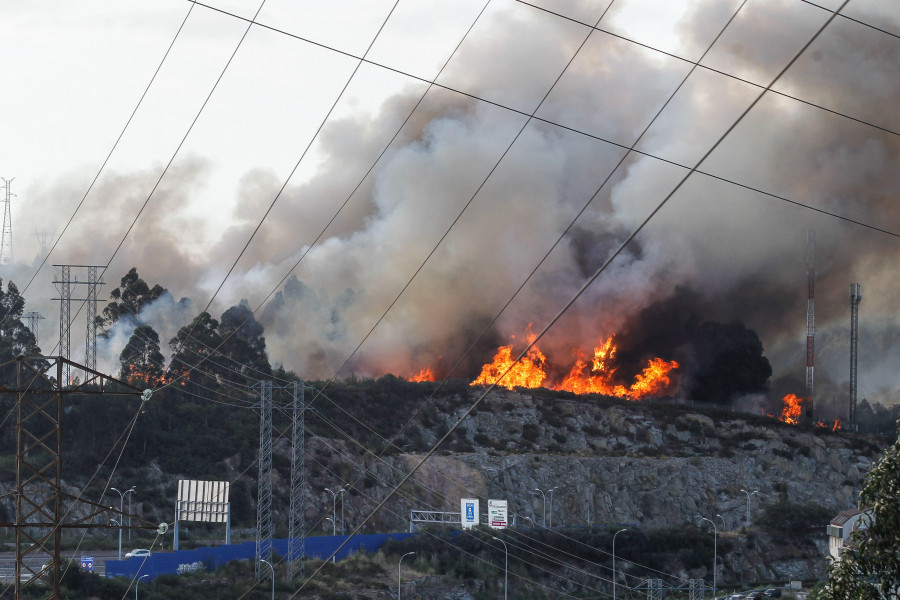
[805,230,815,421]
[849,284,862,429]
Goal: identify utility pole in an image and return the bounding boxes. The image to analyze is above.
[805,229,815,422]
[849,284,862,430]
[1,177,14,265]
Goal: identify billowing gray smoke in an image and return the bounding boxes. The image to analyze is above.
[12,1,900,408]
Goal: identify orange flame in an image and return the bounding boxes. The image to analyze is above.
[408,367,436,383]
[469,332,678,400]
[471,330,547,390]
[778,393,803,425]
[832,418,842,431]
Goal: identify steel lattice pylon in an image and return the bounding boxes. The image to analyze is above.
[85,266,100,372]
[0,177,14,265]
[24,311,44,341]
[54,266,72,386]
[0,356,153,600]
[255,380,274,579]
[288,381,306,582]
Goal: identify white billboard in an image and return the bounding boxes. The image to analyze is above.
[176,480,230,523]
[461,498,479,529]
[488,499,508,529]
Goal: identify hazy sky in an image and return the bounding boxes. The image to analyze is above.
[1,0,898,410]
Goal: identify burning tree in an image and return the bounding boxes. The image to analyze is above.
[119,325,166,386]
[814,418,900,600]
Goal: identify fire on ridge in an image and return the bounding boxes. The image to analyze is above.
[409,330,680,401]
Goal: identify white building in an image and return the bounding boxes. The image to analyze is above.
[827,507,871,562]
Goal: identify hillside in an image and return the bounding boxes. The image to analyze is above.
[0,377,892,594]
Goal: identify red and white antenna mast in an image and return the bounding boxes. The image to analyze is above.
[806,230,815,421]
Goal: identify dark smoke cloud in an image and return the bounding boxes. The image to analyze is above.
[9,0,900,406]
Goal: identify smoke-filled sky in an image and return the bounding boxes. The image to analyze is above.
[1,0,899,409]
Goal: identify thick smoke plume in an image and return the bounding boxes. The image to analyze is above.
[9,1,900,407]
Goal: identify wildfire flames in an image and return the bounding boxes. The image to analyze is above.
[417,331,679,400]
[777,394,842,430]
[408,367,436,383]
[778,393,803,425]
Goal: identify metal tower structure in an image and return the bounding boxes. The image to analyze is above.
[33,228,56,258]
[255,380,274,579]
[1,177,14,265]
[52,265,105,384]
[85,266,101,371]
[0,356,154,600]
[849,283,862,430]
[805,229,815,421]
[24,311,45,341]
[53,265,73,385]
[288,381,307,582]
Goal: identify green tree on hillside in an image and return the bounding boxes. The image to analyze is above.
[95,267,166,332]
[815,419,900,599]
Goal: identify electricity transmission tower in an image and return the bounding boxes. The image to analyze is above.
[255,380,274,579]
[52,265,106,383]
[0,356,156,600]
[1,177,14,265]
[24,311,45,341]
[254,380,308,581]
[33,228,55,258]
[288,381,306,582]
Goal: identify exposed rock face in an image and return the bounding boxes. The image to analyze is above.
[340,390,880,584]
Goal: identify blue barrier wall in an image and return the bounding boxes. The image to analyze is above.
[106,533,416,581]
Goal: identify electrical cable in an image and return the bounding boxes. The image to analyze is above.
[168,0,404,370]
[515,0,900,139]
[0,3,197,310]
[291,0,852,593]
[799,0,900,41]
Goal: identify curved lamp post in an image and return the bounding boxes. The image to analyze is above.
[613,528,627,600]
[110,486,135,559]
[701,517,718,599]
[398,552,415,600]
[258,559,274,600]
[548,486,562,528]
[135,574,148,600]
[325,487,345,535]
[533,488,547,527]
[739,489,759,527]
[492,537,508,600]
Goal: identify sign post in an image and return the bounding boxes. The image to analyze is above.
[461,498,479,529]
[488,499,508,529]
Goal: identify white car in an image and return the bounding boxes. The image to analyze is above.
[125,549,151,559]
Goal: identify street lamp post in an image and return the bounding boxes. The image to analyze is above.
[110,486,135,559]
[110,519,121,559]
[548,486,562,528]
[398,551,415,600]
[492,537,508,600]
[259,559,274,600]
[739,489,759,528]
[613,528,627,600]
[533,488,547,527]
[135,574,148,600]
[325,487,345,535]
[701,517,718,599]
